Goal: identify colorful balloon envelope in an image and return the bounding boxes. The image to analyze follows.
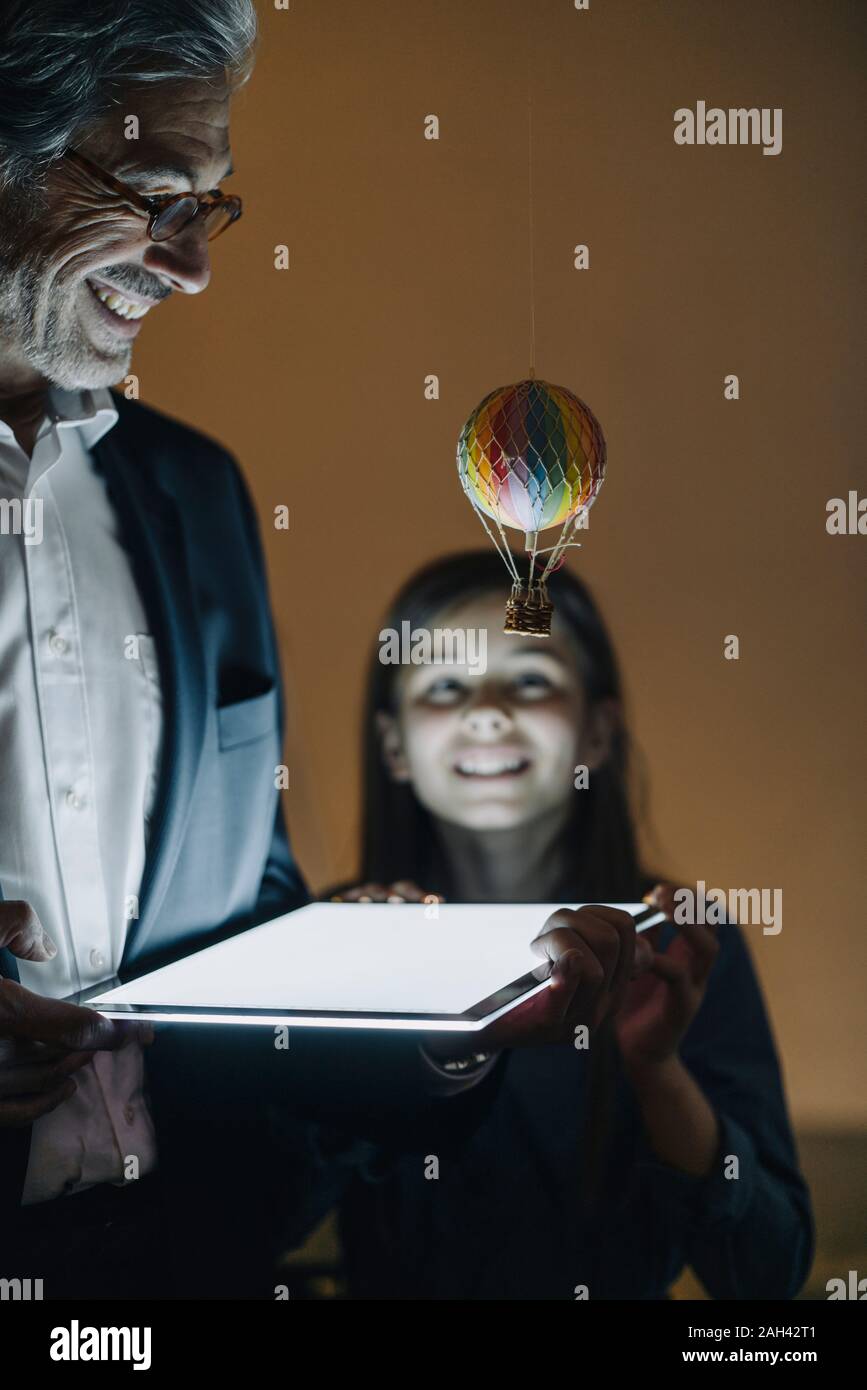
[456,377,606,534]
[455,378,607,636]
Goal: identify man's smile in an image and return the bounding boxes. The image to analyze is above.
[84,276,157,336]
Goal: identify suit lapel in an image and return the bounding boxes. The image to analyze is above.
[91,421,208,971]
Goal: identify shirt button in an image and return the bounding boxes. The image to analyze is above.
[65,789,84,810]
[124,1105,136,1125]
[48,629,68,656]
[89,948,106,971]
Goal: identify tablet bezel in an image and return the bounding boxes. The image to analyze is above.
[71,903,666,1032]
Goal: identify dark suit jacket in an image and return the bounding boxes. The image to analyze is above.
[0,392,497,1296]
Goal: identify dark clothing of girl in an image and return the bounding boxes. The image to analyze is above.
[339,920,813,1300]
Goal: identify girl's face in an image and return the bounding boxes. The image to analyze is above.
[379,592,616,832]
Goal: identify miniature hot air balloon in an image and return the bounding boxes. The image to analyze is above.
[456,377,606,635]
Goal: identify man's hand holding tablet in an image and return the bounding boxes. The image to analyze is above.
[0,900,151,1129]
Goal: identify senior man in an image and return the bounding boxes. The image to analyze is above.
[0,0,641,1300]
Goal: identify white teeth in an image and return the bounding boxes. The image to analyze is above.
[456,758,527,777]
[91,284,151,320]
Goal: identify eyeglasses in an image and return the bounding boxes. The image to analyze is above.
[63,149,242,242]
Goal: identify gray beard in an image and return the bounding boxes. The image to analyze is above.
[0,178,133,391]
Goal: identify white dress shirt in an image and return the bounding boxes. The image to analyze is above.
[0,385,160,1204]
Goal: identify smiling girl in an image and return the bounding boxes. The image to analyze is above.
[333,551,813,1301]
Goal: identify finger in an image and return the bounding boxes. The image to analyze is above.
[530,928,608,1016]
[560,947,609,1031]
[645,883,676,915]
[340,883,388,903]
[584,907,640,1005]
[91,1020,154,1049]
[645,884,719,983]
[529,943,609,1041]
[532,904,635,947]
[0,1078,78,1129]
[647,882,718,941]
[0,1039,68,1064]
[642,923,664,954]
[647,953,695,1017]
[483,967,576,1046]
[533,908,631,995]
[0,1051,92,1097]
[0,1043,94,1073]
[0,901,57,963]
[665,921,719,985]
[546,949,588,1022]
[0,1032,152,1062]
[530,923,586,969]
[576,909,655,978]
[389,881,429,903]
[528,929,601,1019]
[0,981,133,1050]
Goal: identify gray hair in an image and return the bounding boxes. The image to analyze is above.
[0,0,257,190]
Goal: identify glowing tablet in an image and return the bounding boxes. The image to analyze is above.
[81,901,665,1032]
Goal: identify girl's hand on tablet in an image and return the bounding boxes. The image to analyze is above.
[332,882,444,905]
[482,903,655,1048]
[614,882,719,1074]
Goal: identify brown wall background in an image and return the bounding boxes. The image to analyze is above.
[132,0,866,1130]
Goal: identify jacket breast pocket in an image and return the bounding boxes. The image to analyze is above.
[217,685,278,751]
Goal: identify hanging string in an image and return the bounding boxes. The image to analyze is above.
[538,512,586,581]
[527,528,538,586]
[527,40,536,381]
[471,503,520,582]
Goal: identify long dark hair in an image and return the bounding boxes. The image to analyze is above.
[360,549,650,903]
[355,550,658,1207]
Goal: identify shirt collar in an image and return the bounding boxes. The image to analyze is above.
[0,384,119,451]
[43,385,120,451]
[0,385,120,496]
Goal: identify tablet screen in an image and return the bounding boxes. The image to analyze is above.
[85,901,664,1030]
